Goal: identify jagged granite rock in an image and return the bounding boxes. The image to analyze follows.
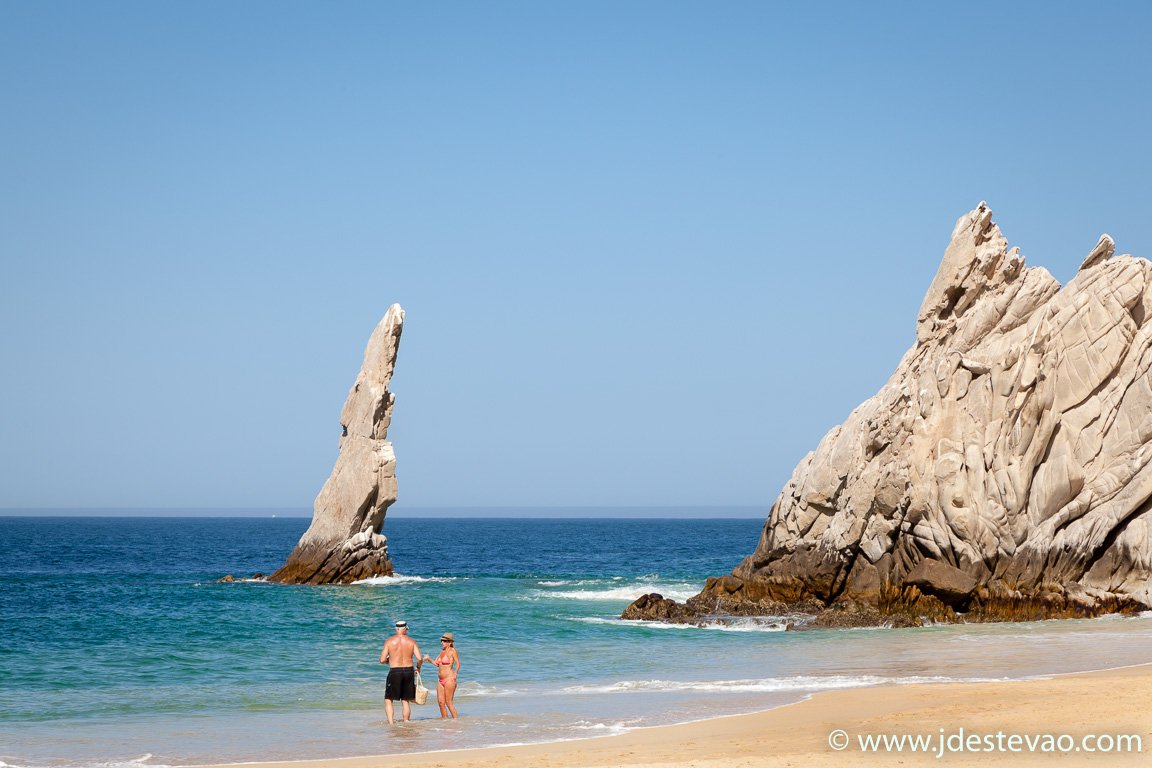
[270,305,405,585]
[628,204,1152,626]
[621,593,701,623]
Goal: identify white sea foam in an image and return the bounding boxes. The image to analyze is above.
[530,582,700,602]
[569,617,695,630]
[27,760,178,768]
[97,761,175,768]
[565,718,642,734]
[0,760,104,768]
[703,619,791,632]
[569,616,789,632]
[560,674,1002,696]
[561,675,882,695]
[455,681,522,697]
[351,574,457,586]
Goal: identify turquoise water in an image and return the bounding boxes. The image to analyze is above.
[3,516,1151,768]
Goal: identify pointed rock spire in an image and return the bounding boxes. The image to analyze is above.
[270,305,405,585]
[1079,234,1115,271]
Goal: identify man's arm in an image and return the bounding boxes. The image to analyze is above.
[413,641,422,671]
[380,639,390,665]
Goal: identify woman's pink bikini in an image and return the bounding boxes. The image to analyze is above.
[436,651,456,684]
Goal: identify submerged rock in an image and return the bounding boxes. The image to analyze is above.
[270,305,405,585]
[627,205,1152,626]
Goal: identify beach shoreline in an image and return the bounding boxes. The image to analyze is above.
[203,662,1152,768]
[16,519,1151,768]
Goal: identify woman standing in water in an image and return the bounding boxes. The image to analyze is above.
[424,632,460,719]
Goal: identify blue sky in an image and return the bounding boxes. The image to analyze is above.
[2,2,1151,513]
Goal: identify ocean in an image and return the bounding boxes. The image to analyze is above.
[3,515,1151,768]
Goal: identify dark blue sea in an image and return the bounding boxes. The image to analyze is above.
[3,515,1151,768]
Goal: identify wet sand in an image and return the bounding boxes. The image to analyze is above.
[207,663,1152,768]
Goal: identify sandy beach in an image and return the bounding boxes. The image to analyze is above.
[208,663,1151,768]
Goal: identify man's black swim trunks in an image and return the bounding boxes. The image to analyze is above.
[385,666,416,701]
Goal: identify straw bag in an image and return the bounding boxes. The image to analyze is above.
[414,670,429,705]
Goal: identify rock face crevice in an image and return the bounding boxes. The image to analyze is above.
[270,305,404,585]
[627,205,1152,625]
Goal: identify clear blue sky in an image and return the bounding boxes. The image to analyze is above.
[2,2,1151,513]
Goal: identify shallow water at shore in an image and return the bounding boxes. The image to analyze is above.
[3,516,1151,768]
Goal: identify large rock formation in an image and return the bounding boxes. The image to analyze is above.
[629,205,1152,625]
[270,305,405,585]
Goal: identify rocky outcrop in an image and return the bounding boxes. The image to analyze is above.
[621,593,701,623]
[628,205,1152,626]
[270,305,405,585]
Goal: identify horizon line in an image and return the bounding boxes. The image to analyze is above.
[0,504,769,519]
[0,504,768,510]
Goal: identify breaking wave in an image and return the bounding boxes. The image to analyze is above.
[560,674,1002,695]
[351,574,458,586]
[529,581,700,602]
[568,616,789,632]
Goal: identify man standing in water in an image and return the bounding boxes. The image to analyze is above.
[379,620,423,723]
